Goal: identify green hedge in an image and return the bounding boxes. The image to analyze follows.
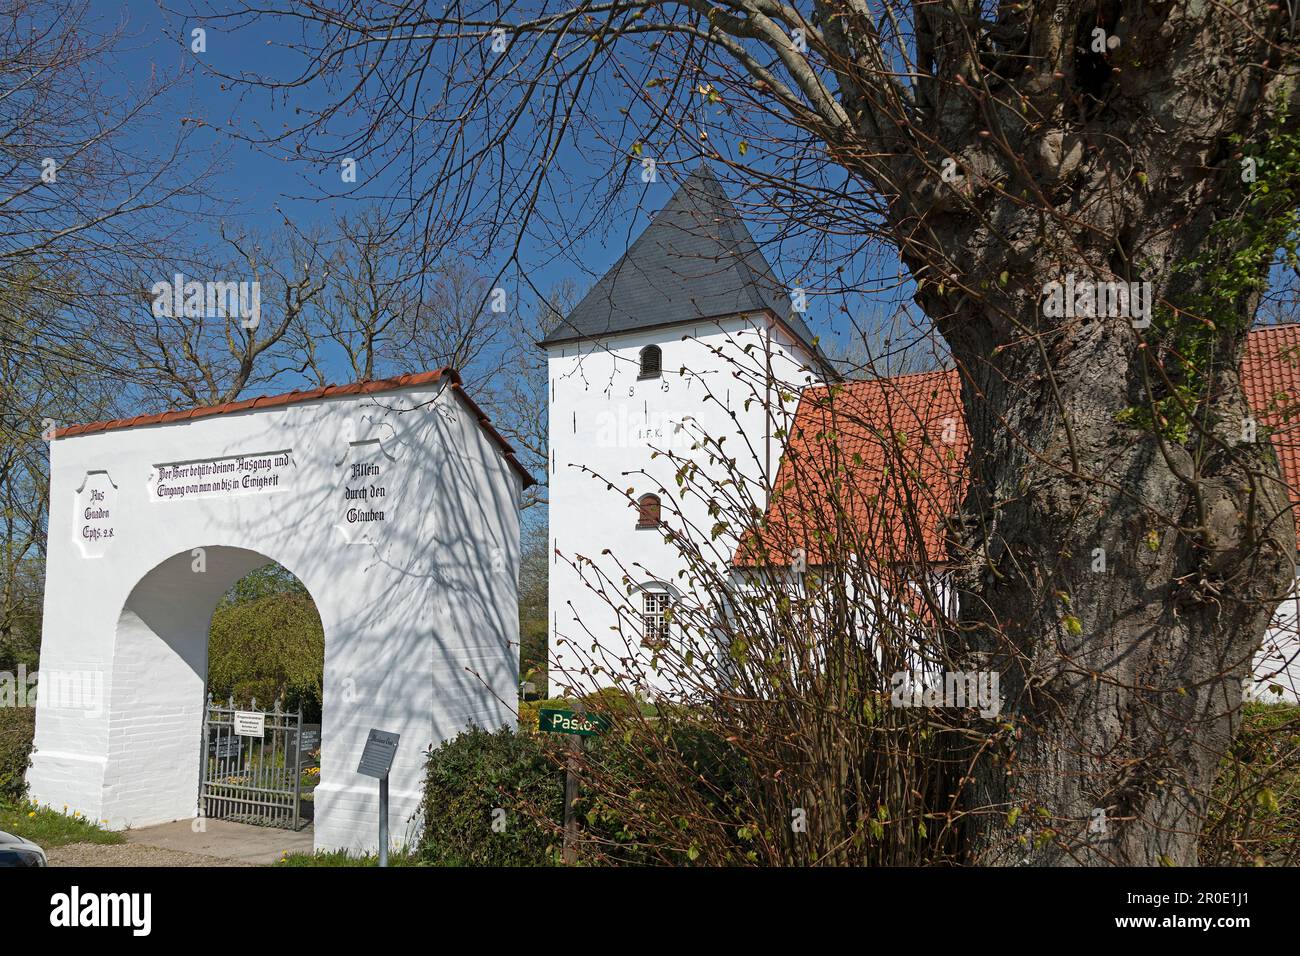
[208,592,324,720]
[419,703,748,866]
[1203,701,1300,865]
[418,725,565,866]
[0,706,35,806]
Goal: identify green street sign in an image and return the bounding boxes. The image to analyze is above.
[538,708,609,737]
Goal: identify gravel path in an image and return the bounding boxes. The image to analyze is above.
[48,842,255,867]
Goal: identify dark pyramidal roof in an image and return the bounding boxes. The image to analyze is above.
[540,165,822,357]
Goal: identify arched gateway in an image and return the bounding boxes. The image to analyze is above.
[28,369,532,853]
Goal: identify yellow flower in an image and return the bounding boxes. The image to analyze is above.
[27,811,35,818]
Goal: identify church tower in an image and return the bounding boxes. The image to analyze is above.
[541,165,832,696]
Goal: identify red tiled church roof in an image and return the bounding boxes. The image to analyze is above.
[739,367,967,567]
[1242,323,1300,528]
[55,367,536,488]
[744,324,1300,566]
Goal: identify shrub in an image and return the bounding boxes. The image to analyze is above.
[419,707,751,866]
[0,706,35,806]
[418,725,565,866]
[1202,701,1300,865]
[577,718,749,865]
[208,593,324,720]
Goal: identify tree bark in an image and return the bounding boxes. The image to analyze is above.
[886,3,1298,864]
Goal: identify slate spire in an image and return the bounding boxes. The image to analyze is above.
[540,165,819,353]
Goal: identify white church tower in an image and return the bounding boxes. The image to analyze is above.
[542,165,833,695]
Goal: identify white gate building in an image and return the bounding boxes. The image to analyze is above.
[28,368,531,853]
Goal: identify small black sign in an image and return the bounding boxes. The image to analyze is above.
[208,735,241,761]
[291,723,321,764]
[357,729,400,778]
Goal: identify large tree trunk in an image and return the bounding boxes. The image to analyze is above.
[891,3,1297,864]
[946,293,1293,867]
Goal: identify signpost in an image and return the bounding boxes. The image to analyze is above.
[357,729,400,867]
[537,706,606,864]
[537,708,610,737]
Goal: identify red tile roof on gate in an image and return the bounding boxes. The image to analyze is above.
[742,324,1300,566]
[54,367,536,488]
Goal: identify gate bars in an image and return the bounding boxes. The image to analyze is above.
[200,695,305,830]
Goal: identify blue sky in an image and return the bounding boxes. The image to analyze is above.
[82,1,896,374]
[83,1,1293,387]
[90,4,681,280]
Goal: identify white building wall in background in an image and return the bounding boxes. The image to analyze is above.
[1251,569,1300,704]
[546,313,820,695]
[29,378,525,853]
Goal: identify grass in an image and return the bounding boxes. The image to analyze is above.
[275,846,419,866]
[0,800,124,848]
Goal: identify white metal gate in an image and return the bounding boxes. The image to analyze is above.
[200,695,305,829]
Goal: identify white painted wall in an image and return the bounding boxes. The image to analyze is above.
[546,313,819,695]
[1250,568,1300,704]
[29,379,524,852]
